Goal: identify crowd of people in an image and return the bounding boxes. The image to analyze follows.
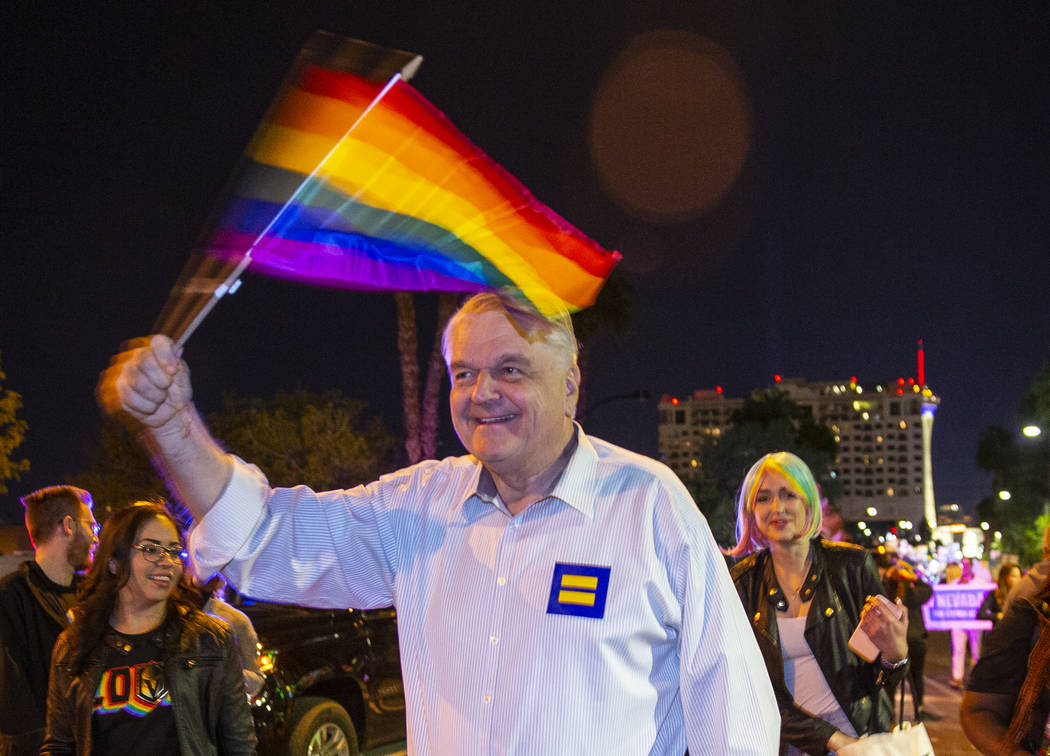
[1,291,1046,754]
[0,487,260,754]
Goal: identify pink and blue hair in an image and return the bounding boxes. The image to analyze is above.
[723,451,823,558]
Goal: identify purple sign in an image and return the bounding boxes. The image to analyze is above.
[921,582,994,631]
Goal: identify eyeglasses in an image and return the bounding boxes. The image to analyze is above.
[132,543,189,564]
[79,519,101,537]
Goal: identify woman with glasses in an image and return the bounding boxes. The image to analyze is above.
[41,501,256,755]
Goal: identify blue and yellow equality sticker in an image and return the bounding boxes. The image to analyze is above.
[546,562,611,619]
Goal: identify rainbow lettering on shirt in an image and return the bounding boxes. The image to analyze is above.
[95,660,172,717]
[547,563,611,619]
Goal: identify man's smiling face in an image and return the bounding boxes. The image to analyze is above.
[448,309,578,481]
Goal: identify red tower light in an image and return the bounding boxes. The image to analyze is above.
[671,397,679,406]
[716,386,723,394]
[917,338,925,386]
[774,374,782,383]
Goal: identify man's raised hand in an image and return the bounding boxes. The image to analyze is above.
[97,334,193,432]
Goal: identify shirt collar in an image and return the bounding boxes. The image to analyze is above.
[548,424,598,518]
[461,423,598,519]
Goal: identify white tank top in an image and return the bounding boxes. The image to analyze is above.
[777,615,858,754]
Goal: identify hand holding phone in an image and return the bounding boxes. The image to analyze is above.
[848,595,903,662]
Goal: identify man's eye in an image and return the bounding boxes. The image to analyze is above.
[454,371,475,382]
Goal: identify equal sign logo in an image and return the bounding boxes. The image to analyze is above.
[546,563,612,619]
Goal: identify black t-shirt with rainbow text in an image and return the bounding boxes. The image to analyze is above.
[91,629,178,756]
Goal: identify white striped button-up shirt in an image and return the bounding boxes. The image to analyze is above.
[189,428,779,754]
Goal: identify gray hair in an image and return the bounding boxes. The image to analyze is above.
[441,291,578,370]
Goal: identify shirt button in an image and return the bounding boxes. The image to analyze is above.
[483,693,492,703]
[490,635,498,644]
[497,576,507,585]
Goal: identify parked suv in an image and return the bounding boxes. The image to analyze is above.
[240,601,406,756]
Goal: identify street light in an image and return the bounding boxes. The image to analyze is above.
[1022,424,1043,438]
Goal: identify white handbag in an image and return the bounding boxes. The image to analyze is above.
[836,721,935,756]
[836,676,935,756]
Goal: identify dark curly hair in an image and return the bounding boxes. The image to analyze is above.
[1003,573,1050,755]
[66,501,200,675]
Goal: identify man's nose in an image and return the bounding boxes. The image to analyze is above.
[471,370,500,402]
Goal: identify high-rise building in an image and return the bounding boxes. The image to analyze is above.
[658,376,940,530]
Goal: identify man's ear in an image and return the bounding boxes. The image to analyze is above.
[61,515,75,538]
[566,364,580,397]
[565,364,581,418]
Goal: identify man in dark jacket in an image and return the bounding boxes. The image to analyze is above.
[882,555,934,721]
[0,486,98,755]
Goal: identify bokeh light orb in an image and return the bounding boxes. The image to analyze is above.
[589,30,752,224]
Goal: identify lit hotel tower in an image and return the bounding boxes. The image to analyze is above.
[658,347,941,529]
[918,339,938,530]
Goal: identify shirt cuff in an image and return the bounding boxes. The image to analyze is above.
[188,455,268,577]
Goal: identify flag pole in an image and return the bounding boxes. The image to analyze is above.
[171,72,406,350]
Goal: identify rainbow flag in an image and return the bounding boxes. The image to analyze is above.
[203,34,620,319]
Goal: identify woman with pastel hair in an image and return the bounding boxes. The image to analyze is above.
[726,452,909,755]
[41,501,256,755]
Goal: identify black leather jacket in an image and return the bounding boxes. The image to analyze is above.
[42,606,257,755]
[731,539,906,755]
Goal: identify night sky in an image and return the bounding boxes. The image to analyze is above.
[4,2,1049,523]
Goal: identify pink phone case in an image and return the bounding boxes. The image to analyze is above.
[848,595,903,662]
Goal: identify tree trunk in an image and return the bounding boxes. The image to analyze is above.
[395,292,422,464]
[421,294,457,459]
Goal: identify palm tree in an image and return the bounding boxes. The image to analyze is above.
[394,292,458,464]
[571,270,635,413]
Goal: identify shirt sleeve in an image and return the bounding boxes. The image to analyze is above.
[672,493,780,754]
[203,598,263,694]
[188,455,399,609]
[968,598,1037,695]
[215,626,259,755]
